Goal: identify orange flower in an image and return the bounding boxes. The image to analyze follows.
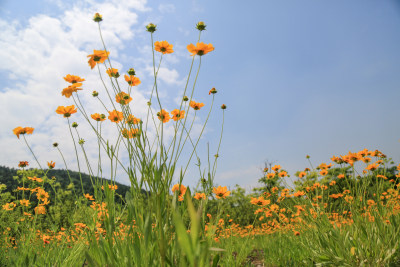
[272,165,281,172]
[56,105,77,118]
[366,163,379,171]
[116,92,132,105]
[298,171,307,178]
[63,74,85,84]
[47,161,55,169]
[337,174,345,179]
[18,161,29,168]
[124,75,141,86]
[278,171,287,178]
[154,41,174,54]
[108,110,124,123]
[106,68,119,78]
[126,115,141,125]
[2,202,16,211]
[172,184,187,201]
[34,205,46,215]
[171,109,185,121]
[13,127,34,139]
[157,109,170,123]
[187,42,214,56]
[250,196,270,206]
[84,193,94,201]
[266,173,275,179]
[91,113,106,121]
[194,192,206,200]
[87,50,109,69]
[319,170,328,176]
[189,101,205,110]
[36,189,49,202]
[121,128,140,138]
[19,199,30,207]
[61,83,83,98]
[213,186,230,199]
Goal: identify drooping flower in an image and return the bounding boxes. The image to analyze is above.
[171,109,185,121]
[154,41,174,54]
[91,113,106,122]
[116,92,132,105]
[87,50,110,69]
[56,105,77,118]
[126,115,141,125]
[194,192,206,200]
[106,68,120,78]
[63,74,85,84]
[187,42,214,56]
[47,161,55,169]
[13,127,34,139]
[61,83,83,98]
[108,110,124,123]
[121,128,140,138]
[213,186,230,199]
[157,109,170,123]
[189,101,205,110]
[124,75,141,86]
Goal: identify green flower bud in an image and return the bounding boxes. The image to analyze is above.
[127,68,136,76]
[72,122,78,128]
[146,23,157,33]
[93,13,103,22]
[196,21,206,31]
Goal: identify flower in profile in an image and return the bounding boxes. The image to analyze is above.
[187,42,214,56]
[2,202,16,211]
[106,68,120,78]
[116,92,132,105]
[124,74,141,86]
[154,41,174,54]
[108,110,124,123]
[157,109,170,123]
[172,184,187,201]
[209,87,217,95]
[126,115,141,125]
[20,199,30,207]
[56,105,77,118]
[194,192,206,200]
[366,163,379,171]
[250,196,270,206]
[213,186,230,199]
[47,161,55,169]
[87,50,110,69]
[189,100,205,110]
[13,127,34,139]
[63,74,85,84]
[18,161,29,168]
[91,113,106,122]
[61,83,83,98]
[121,128,140,138]
[171,109,185,121]
[93,13,102,22]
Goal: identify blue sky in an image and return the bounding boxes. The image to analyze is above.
[1,0,399,190]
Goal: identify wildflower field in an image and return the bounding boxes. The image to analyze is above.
[2,14,400,267]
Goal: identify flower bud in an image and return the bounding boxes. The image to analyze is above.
[72,122,78,128]
[147,101,151,106]
[93,13,103,22]
[127,68,136,76]
[79,139,85,145]
[53,143,58,147]
[306,155,310,159]
[196,21,206,31]
[221,104,226,110]
[100,114,106,120]
[92,91,99,97]
[146,23,157,33]
[183,96,189,101]
[209,87,217,95]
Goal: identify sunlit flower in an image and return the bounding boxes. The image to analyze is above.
[266,173,275,179]
[36,189,49,202]
[154,41,174,54]
[171,109,185,121]
[213,186,230,199]
[189,100,205,110]
[121,128,140,138]
[319,170,328,176]
[116,92,132,105]
[106,68,119,78]
[56,105,77,118]
[298,171,306,178]
[63,74,85,84]
[187,42,214,56]
[19,199,30,207]
[278,171,287,178]
[47,161,55,169]
[172,184,187,201]
[250,196,270,206]
[194,192,207,200]
[108,110,124,123]
[35,205,46,215]
[87,50,110,69]
[272,165,281,172]
[13,127,34,139]
[157,109,170,123]
[2,202,16,211]
[18,161,29,168]
[84,193,94,201]
[91,113,106,122]
[126,115,141,125]
[366,163,379,171]
[124,75,141,86]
